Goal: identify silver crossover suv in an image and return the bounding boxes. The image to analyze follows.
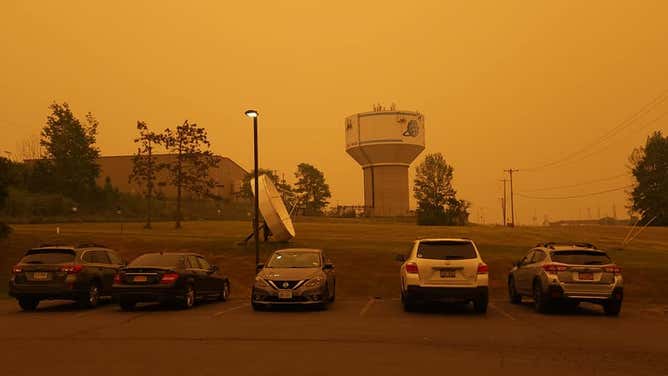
[507,242,623,315]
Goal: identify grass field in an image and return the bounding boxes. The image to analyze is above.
[1,219,667,303]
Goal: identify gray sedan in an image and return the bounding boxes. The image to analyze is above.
[252,248,336,310]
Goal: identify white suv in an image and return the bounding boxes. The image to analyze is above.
[398,238,489,313]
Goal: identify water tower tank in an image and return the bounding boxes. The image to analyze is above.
[345,109,425,216]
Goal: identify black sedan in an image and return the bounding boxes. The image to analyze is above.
[113,252,230,310]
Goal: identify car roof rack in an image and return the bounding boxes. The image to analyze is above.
[76,243,108,249]
[38,243,73,248]
[536,242,596,249]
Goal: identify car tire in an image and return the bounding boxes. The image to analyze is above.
[119,298,136,311]
[78,281,101,309]
[329,282,336,303]
[180,285,196,309]
[603,300,622,316]
[251,302,263,311]
[219,281,230,302]
[508,277,522,304]
[533,281,550,314]
[474,293,488,314]
[18,297,39,311]
[401,291,417,312]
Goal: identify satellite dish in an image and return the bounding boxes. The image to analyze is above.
[250,174,296,242]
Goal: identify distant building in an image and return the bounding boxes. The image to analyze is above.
[96,154,247,200]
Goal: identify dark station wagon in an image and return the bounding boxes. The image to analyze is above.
[9,244,125,311]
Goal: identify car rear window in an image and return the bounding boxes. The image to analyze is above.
[129,254,185,268]
[550,250,611,265]
[417,241,477,260]
[21,249,76,264]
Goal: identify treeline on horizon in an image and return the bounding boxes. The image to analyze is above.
[0,102,336,229]
[1,102,666,233]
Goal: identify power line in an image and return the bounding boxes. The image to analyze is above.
[540,111,668,169]
[522,90,668,172]
[517,185,632,200]
[521,172,628,193]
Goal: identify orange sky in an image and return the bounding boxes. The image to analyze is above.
[1,1,666,224]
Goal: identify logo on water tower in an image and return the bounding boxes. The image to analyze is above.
[402,119,420,137]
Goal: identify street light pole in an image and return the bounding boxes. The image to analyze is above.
[245,110,260,267]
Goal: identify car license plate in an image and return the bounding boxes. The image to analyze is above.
[278,290,293,299]
[133,275,148,282]
[440,269,456,278]
[579,272,594,280]
[32,272,49,280]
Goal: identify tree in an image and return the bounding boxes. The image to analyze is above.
[40,102,100,199]
[0,157,12,238]
[629,131,668,226]
[162,120,218,228]
[129,121,164,229]
[413,153,469,225]
[294,163,331,216]
[240,168,294,207]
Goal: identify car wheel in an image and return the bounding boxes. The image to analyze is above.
[180,285,195,309]
[251,302,263,311]
[533,281,550,313]
[18,297,39,311]
[508,277,522,304]
[329,282,336,303]
[603,300,622,316]
[79,282,101,309]
[219,281,230,302]
[402,292,417,312]
[474,293,489,314]
[119,298,136,311]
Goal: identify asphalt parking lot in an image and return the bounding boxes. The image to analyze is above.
[0,296,666,376]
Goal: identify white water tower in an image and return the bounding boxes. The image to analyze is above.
[345,107,426,216]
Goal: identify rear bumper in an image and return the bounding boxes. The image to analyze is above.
[8,282,87,300]
[548,284,623,302]
[112,285,185,302]
[405,285,488,303]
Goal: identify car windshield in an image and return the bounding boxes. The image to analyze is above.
[21,249,76,264]
[267,252,321,268]
[417,241,477,260]
[129,254,185,268]
[550,250,612,265]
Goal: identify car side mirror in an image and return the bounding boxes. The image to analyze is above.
[324,263,334,270]
[256,263,264,273]
[395,254,407,262]
[210,265,219,273]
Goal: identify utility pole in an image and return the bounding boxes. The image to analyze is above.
[499,179,508,226]
[504,169,519,227]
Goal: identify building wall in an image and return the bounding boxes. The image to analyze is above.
[96,154,247,200]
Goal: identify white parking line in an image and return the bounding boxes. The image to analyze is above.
[359,298,378,317]
[212,304,249,317]
[489,302,517,321]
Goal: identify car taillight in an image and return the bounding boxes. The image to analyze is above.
[113,273,122,284]
[477,264,489,274]
[604,265,622,274]
[543,264,568,273]
[61,265,84,274]
[405,263,419,274]
[160,273,179,284]
[12,265,22,274]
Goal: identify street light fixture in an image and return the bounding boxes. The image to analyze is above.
[245,109,260,267]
